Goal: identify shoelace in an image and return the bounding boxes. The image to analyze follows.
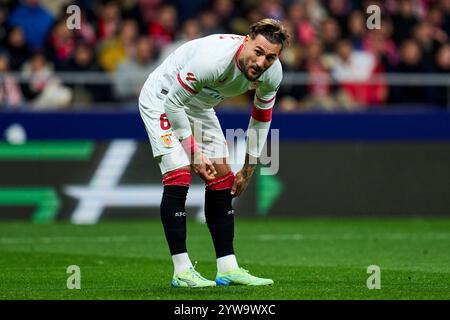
[240,267,249,274]
[190,261,207,280]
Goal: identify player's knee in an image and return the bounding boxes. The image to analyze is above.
[162,168,191,187]
[205,171,235,190]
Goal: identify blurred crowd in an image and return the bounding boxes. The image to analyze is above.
[0,0,449,111]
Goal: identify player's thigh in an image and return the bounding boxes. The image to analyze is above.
[157,147,191,175]
[186,108,229,160]
[139,99,190,175]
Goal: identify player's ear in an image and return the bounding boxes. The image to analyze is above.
[244,35,250,42]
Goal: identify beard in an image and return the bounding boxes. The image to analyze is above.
[239,58,264,81]
[243,64,263,81]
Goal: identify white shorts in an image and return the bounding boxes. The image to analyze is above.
[139,86,229,175]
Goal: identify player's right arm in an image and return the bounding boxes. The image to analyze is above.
[163,60,217,180]
[232,63,282,197]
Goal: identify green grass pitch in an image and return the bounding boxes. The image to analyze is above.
[1,218,450,299]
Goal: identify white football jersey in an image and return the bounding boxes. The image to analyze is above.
[140,34,283,157]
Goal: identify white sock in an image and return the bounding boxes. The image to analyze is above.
[217,254,239,273]
[172,252,193,275]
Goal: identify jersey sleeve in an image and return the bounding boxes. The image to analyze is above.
[164,56,216,140]
[246,64,282,158]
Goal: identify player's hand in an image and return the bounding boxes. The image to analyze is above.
[191,152,217,181]
[231,164,255,197]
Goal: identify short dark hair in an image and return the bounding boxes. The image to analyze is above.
[249,19,290,50]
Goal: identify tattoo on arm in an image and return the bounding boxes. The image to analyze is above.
[242,154,257,178]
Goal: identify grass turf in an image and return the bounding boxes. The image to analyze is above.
[0,218,450,300]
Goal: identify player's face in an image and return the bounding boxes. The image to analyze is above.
[240,34,282,81]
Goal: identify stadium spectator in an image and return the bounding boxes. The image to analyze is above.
[331,39,378,108]
[148,4,178,50]
[347,10,366,50]
[442,0,450,35]
[326,0,352,36]
[138,0,164,25]
[198,9,226,35]
[98,19,139,72]
[157,19,203,64]
[4,26,30,71]
[7,0,55,49]
[40,0,72,17]
[321,18,341,54]
[426,3,449,42]
[211,0,236,30]
[0,5,8,46]
[113,37,157,101]
[73,9,97,47]
[96,0,122,41]
[392,0,419,44]
[260,0,284,21]
[304,0,327,27]
[287,1,316,46]
[0,52,23,108]
[413,21,442,69]
[20,51,72,109]
[362,18,399,72]
[390,39,428,105]
[46,18,76,69]
[429,43,450,106]
[299,40,337,110]
[277,18,301,70]
[169,0,208,24]
[63,42,112,104]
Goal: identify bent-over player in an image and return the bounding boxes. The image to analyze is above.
[139,18,288,287]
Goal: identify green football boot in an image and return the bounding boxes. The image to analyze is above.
[215,267,274,286]
[171,265,216,288]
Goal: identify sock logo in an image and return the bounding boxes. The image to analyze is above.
[227,210,234,215]
[175,211,186,217]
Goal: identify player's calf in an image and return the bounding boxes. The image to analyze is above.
[204,171,240,272]
[161,168,192,272]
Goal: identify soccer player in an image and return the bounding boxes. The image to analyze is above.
[139,19,288,288]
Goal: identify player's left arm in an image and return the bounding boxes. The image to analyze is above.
[231,67,282,197]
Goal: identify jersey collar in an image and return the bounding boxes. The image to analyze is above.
[234,42,245,72]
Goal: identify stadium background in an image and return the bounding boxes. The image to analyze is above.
[0,0,450,300]
[0,0,449,222]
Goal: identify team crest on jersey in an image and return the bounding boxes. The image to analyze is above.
[186,72,197,82]
[161,133,174,147]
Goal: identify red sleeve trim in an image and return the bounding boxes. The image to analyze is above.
[177,73,198,94]
[251,105,272,122]
[255,94,276,104]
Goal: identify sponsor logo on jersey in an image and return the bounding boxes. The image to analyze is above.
[203,87,225,101]
[186,72,197,82]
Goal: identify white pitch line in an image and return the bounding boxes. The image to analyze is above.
[0,235,155,244]
[256,233,450,241]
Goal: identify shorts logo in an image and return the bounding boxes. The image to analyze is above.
[186,72,197,82]
[161,133,173,147]
[175,211,186,217]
